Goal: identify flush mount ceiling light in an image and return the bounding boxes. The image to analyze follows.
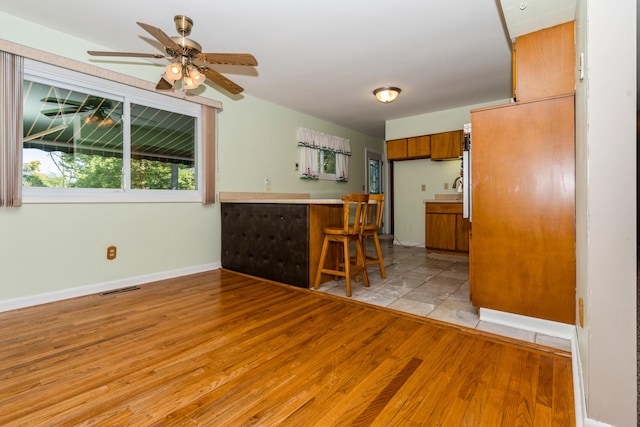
[373,86,401,103]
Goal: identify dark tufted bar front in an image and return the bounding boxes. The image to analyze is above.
[222,203,310,287]
[220,194,344,288]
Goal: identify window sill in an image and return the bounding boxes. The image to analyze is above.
[22,189,203,204]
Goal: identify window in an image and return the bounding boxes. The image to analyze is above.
[319,150,336,180]
[297,127,350,182]
[21,59,201,203]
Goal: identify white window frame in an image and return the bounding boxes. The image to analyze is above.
[22,59,202,204]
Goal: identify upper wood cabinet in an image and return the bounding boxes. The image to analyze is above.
[387,130,461,161]
[386,135,431,161]
[513,21,575,102]
[430,130,463,160]
[408,135,431,158]
[386,138,408,160]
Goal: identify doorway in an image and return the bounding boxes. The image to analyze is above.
[366,149,383,194]
[366,149,385,234]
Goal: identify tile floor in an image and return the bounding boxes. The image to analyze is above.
[313,241,572,353]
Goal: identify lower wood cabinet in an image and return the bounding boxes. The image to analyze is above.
[425,202,469,254]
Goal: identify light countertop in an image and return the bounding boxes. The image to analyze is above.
[218,191,342,204]
[220,198,343,204]
[424,194,463,204]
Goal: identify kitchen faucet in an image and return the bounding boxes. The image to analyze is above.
[453,176,461,188]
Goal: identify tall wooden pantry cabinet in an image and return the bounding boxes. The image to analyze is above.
[469,21,576,324]
[470,94,575,324]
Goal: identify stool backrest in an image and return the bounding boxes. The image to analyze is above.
[365,193,385,231]
[341,193,369,235]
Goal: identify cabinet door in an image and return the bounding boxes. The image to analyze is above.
[470,95,575,324]
[407,135,431,158]
[514,21,575,102]
[386,138,407,160]
[455,214,470,252]
[425,213,456,251]
[430,131,463,160]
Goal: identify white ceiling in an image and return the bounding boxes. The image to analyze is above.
[500,0,576,38]
[0,1,571,138]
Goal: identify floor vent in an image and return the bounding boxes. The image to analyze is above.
[101,286,140,296]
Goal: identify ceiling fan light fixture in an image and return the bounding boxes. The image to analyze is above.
[184,66,206,89]
[164,63,183,82]
[183,76,198,90]
[84,112,115,127]
[374,86,401,103]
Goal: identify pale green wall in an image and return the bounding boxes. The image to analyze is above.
[0,12,382,304]
[385,101,508,244]
[217,95,380,198]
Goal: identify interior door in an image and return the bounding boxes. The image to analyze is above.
[366,149,384,233]
[366,149,383,194]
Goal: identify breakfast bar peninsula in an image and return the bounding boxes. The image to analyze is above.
[219,192,344,288]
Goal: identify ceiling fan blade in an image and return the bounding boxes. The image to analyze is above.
[155,77,174,91]
[195,53,258,66]
[41,107,83,117]
[137,21,182,53]
[41,97,84,107]
[88,50,166,58]
[203,68,244,95]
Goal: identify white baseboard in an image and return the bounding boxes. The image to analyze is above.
[478,308,615,427]
[478,308,574,339]
[0,262,221,313]
[392,240,425,248]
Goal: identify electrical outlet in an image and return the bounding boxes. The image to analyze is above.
[444,183,449,190]
[421,184,426,192]
[265,177,271,192]
[106,246,117,260]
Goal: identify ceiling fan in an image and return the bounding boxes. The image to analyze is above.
[87,15,258,95]
[41,96,118,127]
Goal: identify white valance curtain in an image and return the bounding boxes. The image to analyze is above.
[0,51,23,207]
[297,127,351,181]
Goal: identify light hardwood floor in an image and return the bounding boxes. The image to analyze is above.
[0,269,574,426]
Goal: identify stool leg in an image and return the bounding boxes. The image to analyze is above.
[343,239,352,297]
[372,233,386,279]
[355,237,370,288]
[314,236,330,290]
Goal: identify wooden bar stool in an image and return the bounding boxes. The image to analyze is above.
[313,193,370,297]
[361,193,386,278]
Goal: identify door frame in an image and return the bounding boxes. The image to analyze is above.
[365,148,387,234]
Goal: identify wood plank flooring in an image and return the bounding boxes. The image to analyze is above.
[0,269,574,426]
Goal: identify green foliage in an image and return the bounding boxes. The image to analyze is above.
[23,152,195,190]
[22,160,45,187]
[65,154,122,188]
[321,150,336,174]
[131,158,195,190]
